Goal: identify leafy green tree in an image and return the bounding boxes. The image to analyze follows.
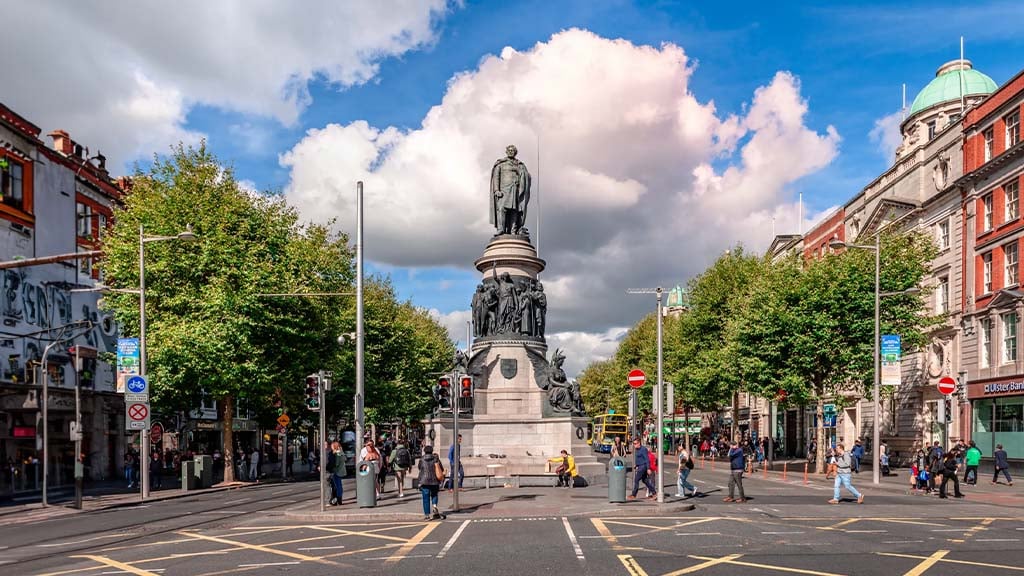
[578,359,620,414]
[733,231,940,472]
[101,144,352,482]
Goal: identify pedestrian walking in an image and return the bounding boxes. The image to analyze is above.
[327,441,346,505]
[124,450,136,488]
[964,441,982,485]
[446,434,465,491]
[390,439,412,498]
[249,448,260,483]
[675,446,698,497]
[938,451,964,498]
[417,446,445,521]
[611,436,627,459]
[149,452,162,490]
[628,438,656,500]
[724,440,746,503]
[828,443,864,504]
[850,440,864,474]
[993,444,1014,486]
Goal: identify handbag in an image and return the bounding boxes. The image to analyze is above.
[434,461,446,484]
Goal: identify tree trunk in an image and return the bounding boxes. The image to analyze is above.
[731,391,739,442]
[222,395,235,483]
[815,396,825,475]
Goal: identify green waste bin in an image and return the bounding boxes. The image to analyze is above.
[608,457,627,503]
[194,455,213,489]
[356,460,378,508]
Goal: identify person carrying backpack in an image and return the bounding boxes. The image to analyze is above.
[675,446,698,498]
[390,439,412,498]
[964,441,982,485]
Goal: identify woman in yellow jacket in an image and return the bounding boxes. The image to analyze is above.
[549,450,578,488]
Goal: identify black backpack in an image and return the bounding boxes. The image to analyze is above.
[685,456,694,470]
[395,447,412,469]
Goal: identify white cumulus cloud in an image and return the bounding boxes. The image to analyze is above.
[283,29,841,375]
[1,0,455,169]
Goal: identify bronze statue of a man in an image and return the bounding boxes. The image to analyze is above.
[490,144,531,235]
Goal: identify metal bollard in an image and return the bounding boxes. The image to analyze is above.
[762,460,767,478]
[803,462,809,485]
[783,462,788,481]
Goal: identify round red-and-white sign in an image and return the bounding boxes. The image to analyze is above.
[937,376,956,395]
[627,369,646,389]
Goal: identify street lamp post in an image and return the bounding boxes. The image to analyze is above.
[829,236,919,485]
[138,224,196,499]
[626,287,664,503]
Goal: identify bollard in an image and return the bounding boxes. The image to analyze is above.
[700,455,705,470]
[762,460,767,478]
[710,456,715,471]
[803,462,808,485]
[783,461,788,481]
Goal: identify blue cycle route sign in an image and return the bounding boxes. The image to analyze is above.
[126,375,148,394]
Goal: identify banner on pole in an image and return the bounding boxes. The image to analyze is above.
[881,334,901,387]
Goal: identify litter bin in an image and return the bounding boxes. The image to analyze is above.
[356,460,377,508]
[181,461,197,491]
[608,457,627,503]
[194,455,213,489]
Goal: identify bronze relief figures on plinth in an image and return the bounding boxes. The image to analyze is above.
[471,265,547,339]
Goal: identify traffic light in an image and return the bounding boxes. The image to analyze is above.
[943,396,952,422]
[460,375,474,399]
[305,374,321,411]
[435,376,452,410]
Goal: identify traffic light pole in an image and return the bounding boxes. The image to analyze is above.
[451,368,460,513]
[319,375,327,513]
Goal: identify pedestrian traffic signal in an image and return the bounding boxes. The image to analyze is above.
[943,396,952,422]
[435,376,452,410]
[305,374,321,411]
[460,375,474,399]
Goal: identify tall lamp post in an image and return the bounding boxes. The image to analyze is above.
[829,236,919,485]
[626,286,664,503]
[138,224,196,498]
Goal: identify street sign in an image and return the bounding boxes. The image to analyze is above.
[937,375,957,395]
[627,369,646,389]
[277,414,291,427]
[126,402,150,430]
[125,375,149,402]
[150,422,164,444]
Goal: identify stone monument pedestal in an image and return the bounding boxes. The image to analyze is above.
[425,232,603,484]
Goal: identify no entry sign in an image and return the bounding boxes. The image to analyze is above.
[937,376,957,395]
[627,369,646,389]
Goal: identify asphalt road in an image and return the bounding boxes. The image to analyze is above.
[6,472,1024,575]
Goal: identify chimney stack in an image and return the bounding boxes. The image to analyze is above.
[48,130,72,156]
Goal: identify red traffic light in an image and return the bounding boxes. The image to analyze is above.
[460,376,473,398]
[438,377,451,388]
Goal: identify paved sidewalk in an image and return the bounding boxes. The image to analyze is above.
[285,482,696,522]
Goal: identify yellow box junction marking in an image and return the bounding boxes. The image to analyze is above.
[71,555,162,576]
[385,522,439,564]
[899,549,950,576]
[618,554,650,576]
[176,530,335,565]
[688,554,843,576]
[879,551,1024,572]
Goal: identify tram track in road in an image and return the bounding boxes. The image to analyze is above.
[0,481,318,568]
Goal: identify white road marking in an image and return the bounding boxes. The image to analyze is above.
[883,540,924,544]
[298,545,347,551]
[238,562,300,567]
[562,517,585,561]
[977,538,1020,542]
[261,499,296,504]
[716,485,728,490]
[437,519,471,559]
[270,488,292,495]
[367,554,434,560]
[223,498,251,505]
[198,510,244,515]
[931,529,970,532]
[845,530,887,533]
[761,531,805,535]
[36,534,123,548]
[676,532,721,536]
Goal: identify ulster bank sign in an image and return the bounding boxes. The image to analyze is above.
[983,381,1024,395]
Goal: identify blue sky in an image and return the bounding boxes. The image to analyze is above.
[7,1,1023,368]
[185,1,1024,338]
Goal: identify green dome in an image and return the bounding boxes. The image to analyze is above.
[909,59,997,115]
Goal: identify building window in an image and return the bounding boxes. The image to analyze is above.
[97,213,107,239]
[984,194,994,231]
[77,246,91,275]
[927,120,937,141]
[1007,111,1021,148]
[984,251,993,293]
[1008,180,1020,222]
[937,276,949,314]
[76,202,92,237]
[937,220,950,250]
[1007,242,1020,286]
[0,157,25,211]
[981,318,993,368]
[984,128,994,162]
[1003,313,1018,364]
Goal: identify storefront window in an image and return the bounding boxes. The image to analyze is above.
[973,397,1024,458]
